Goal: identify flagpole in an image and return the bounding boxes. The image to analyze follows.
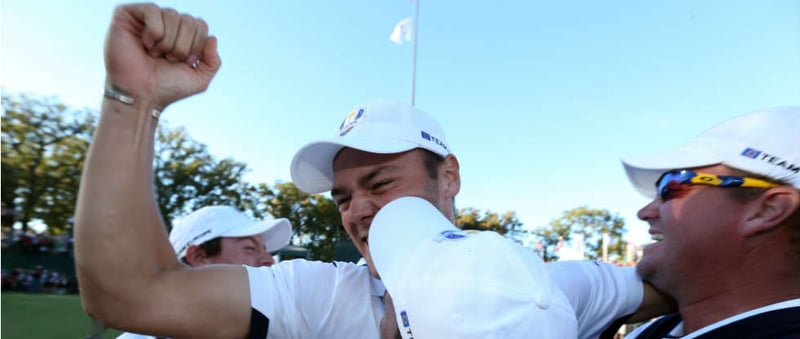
[410,0,419,106]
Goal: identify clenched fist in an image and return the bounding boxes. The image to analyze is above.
[104,3,221,110]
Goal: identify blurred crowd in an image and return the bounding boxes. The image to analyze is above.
[2,265,72,294]
[2,228,76,294]
[1,228,72,254]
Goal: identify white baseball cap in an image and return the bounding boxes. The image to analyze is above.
[622,106,800,198]
[369,197,577,339]
[290,100,452,194]
[169,206,293,260]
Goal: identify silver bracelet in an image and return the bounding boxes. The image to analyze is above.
[104,83,135,105]
[104,83,162,120]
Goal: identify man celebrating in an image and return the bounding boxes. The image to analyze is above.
[289,99,664,338]
[76,3,666,338]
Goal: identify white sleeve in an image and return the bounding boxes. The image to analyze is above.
[246,260,308,338]
[547,260,643,339]
[245,259,381,339]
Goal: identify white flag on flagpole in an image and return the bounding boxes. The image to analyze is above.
[390,16,412,44]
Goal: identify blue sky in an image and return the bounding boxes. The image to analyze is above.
[3,0,799,246]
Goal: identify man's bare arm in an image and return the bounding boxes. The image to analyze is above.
[628,282,676,323]
[75,4,250,338]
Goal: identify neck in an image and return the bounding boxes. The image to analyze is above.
[677,251,800,333]
[679,283,800,333]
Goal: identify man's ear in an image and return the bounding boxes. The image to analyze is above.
[183,245,207,267]
[741,186,800,237]
[440,154,461,198]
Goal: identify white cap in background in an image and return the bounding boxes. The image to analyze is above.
[169,206,292,260]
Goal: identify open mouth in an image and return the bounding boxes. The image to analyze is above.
[651,234,664,242]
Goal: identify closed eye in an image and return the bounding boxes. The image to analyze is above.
[335,197,351,212]
[371,179,393,192]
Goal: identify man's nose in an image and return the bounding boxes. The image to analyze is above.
[259,252,276,267]
[349,194,377,227]
[637,199,660,222]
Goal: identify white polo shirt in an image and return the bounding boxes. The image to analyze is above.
[118,258,642,339]
[247,258,642,339]
[247,259,384,338]
[550,260,644,339]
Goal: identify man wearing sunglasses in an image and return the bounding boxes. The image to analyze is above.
[621,107,800,338]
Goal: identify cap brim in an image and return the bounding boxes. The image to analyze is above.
[223,218,293,252]
[291,137,421,194]
[260,218,293,252]
[369,197,564,338]
[369,196,457,283]
[622,150,722,198]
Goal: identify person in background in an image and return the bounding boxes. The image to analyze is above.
[621,107,800,338]
[116,205,292,339]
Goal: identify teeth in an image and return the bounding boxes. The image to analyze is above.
[651,234,664,241]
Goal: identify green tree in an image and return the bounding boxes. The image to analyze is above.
[2,94,534,263]
[456,208,525,240]
[153,125,252,230]
[1,94,95,234]
[1,158,22,223]
[534,206,627,262]
[533,218,572,262]
[252,182,345,261]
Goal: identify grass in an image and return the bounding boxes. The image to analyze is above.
[2,292,122,339]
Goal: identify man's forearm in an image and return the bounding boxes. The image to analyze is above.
[75,97,178,323]
[73,4,243,337]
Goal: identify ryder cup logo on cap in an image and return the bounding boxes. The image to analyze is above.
[168,206,292,259]
[291,100,452,194]
[339,108,365,136]
[622,106,800,198]
[369,197,578,339]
